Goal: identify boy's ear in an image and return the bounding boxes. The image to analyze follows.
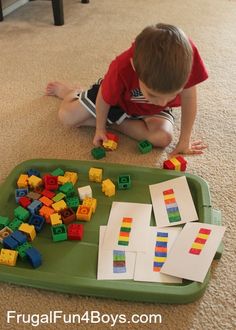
[130,58,136,71]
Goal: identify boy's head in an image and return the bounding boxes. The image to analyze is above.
[133,23,193,96]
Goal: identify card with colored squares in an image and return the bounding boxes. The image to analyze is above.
[97,226,136,280]
[134,227,182,283]
[149,176,198,228]
[101,202,152,252]
[160,222,226,282]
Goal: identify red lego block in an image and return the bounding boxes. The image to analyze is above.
[163,159,175,170]
[199,228,211,235]
[67,224,84,240]
[43,175,58,191]
[41,189,56,199]
[18,196,31,208]
[60,208,76,224]
[176,156,187,171]
[106,132,119,143]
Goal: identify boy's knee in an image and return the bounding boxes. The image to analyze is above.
[151,130,173,148]
[58,105,79,127]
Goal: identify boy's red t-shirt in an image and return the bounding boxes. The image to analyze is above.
[101,40,208,116]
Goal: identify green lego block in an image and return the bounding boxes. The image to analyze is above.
[8,218,23,231]
[51,224,67,242]
[16,242,33,261]
[14,206,30,221]
[51,168,65,176]
[120,226,131,232]
[0,216,10,228]
[118,175,131,189]
[65,196,80,210]
[168,215,181,223]
[91,147,106,159]
[52,192,66,202]
[138,140,153,154]
[118,241,129,246]
[59,182,75,197]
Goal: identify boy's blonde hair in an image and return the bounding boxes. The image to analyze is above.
[133,23,193,93]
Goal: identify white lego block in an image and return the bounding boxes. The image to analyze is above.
[78,185,92,201]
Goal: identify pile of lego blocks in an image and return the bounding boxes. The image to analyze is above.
[0,168,89,269]
[91,132,119,159]
[163,156,187,171]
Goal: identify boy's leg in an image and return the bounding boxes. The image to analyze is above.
[46,81,96,127]
[113,116,173,148]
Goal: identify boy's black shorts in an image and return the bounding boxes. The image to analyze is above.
[77,80,174,125]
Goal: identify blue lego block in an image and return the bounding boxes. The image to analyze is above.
[26,247,42,268]
[27,169,41,177]
[3,235,19,250]
[27,200,42,214]
[29,215,45,232]
[15,188,28,203]
[11,230,28,245]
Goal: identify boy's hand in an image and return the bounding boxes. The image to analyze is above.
[93,129,108,147]
[169,140,208,158]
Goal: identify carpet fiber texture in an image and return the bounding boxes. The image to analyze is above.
[0,1,235,329]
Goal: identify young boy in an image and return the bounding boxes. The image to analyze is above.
[46,23,208,156]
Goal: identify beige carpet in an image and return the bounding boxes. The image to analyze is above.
[0,0,235,329]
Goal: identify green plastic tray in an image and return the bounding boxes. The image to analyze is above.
[0,159,223,304]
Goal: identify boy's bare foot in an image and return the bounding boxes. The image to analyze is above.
[46,81,81,99]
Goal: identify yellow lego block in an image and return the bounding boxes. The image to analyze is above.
[28,175,43,189]
[76,205,93,221]
[121,222,132,228]
[0,249,18,266]
[198,233,210,240]
[102,140,118,151]
[52,200,67,212]
[88,167,103,183]
[118,235,129,242]
[17,174,29,188]
[164,194,175,200]
[19,223,36,241]
[154,256,167,263]
[50,213,62,226]
[102,179,115,197]
[64,171,78,185]
[82,197,97,213]
[170,157,181,171]
[58,175,70,185]
[191,242,204,250]
[155,236,168,242]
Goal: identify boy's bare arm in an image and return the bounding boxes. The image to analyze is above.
[93,86,110,146]
[170,86,207,156]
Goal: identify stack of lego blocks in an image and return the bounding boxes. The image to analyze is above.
[0,168,91,269]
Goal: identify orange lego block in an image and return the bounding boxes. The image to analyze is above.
[39,205,55,223]
[39,196,53,207]
[76,205,92,221]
